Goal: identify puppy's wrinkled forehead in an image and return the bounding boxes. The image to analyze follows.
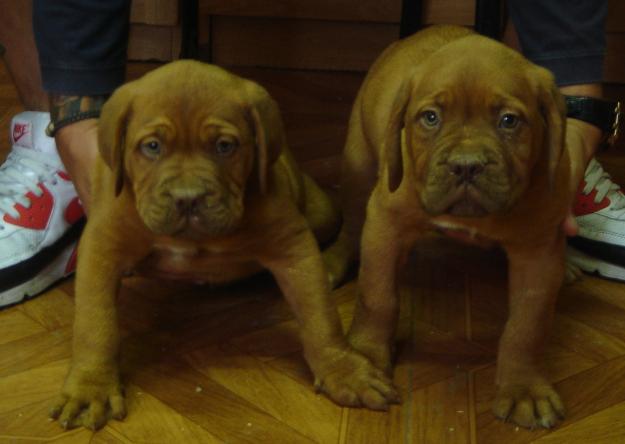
[413,36,534,107]
[130,61,248,127]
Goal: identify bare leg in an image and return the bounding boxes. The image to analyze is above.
[0,0,47,111]
[54,118,98,213]
[559,85,604,238]
[0,0,97,212]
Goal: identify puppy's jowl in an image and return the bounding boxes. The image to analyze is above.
[51,61,398,430]
[325,25,584,429]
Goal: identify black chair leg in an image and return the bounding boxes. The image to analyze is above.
[399,0,504,40]
[474,0,504,39]
[399,0,423,38]
[180,0,199,59]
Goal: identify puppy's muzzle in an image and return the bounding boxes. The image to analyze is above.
[423,154,514,216]
[447,152,490,217]
[447,152,486,185]
[154,179,242,237]
[170,187,213,216]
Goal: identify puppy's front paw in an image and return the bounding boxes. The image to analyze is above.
[348,334,393,375]
[313,348,400,411]
[50,367,126,430]
[493,382,565,429]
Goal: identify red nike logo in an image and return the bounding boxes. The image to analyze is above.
[573,181,611,216]
[3,183,53,229]
[13,123,29,143]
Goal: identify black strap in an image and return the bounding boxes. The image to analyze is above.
[565,96,621,146]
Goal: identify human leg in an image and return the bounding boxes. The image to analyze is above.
[509,0,625,281]
[33,0,131,211]
[0,1,83,307]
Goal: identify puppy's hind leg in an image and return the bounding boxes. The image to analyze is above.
[301,173,341,246]
[323,127,378,287]
[301,174,348,289]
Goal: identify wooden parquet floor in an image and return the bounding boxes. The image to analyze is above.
[2,61,625,443]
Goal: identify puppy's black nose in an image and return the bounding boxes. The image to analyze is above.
[170,189,211,214]
[176,196,203,214]
[448,153,486,182]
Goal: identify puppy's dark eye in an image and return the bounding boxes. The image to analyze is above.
[499,113,520,130]
[420,110,441,128]
[215,137,238,156]
[141,140,161,159]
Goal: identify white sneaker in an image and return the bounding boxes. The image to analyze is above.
[0,112,84,308]
[567,158,625,281]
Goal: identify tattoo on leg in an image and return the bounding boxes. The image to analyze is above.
[46,94,109,136]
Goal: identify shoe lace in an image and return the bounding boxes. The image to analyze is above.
[0,149,56,219]
[582,158,625,210]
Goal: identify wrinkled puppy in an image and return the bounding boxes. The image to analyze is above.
[325,25,585,428]
[51,60,398,430]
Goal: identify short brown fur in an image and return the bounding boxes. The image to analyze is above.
[325,25,586,428]
[51,61,398,430]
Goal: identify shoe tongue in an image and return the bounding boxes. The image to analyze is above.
[10,111,57,156]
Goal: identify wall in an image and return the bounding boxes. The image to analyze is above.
[126,1,625,150]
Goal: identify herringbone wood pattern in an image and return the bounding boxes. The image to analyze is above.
[2,62,625,443]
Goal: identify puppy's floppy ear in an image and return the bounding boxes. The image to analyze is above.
[381,78,413,192]
[243,81,285,194]
[531,66,566,189]
[98,82,135,196]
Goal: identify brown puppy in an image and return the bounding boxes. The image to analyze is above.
[325,25,586,428]
[50,60,398,430]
